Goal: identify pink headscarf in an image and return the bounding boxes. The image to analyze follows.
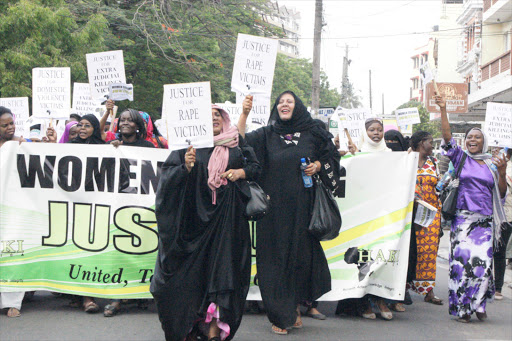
[59,121,78,143]
[207,105,239,204]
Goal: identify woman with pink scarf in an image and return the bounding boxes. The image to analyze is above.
[151,105,261,341]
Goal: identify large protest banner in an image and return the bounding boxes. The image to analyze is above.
[0,97,30,136]
[484,102,512,148]
[1,144,416,301]
[32,67,71,119]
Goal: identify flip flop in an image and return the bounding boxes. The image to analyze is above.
[305,311,327,320]
[7,308,21,318]
[83,301,100,314]
[272,325,288,335]
[424,295,443,305]
[103,303,121,317]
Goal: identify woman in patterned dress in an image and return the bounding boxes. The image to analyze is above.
[438,95,507,323]
[409,131,443,305]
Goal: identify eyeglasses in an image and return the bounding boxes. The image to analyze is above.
[76,124,92,129]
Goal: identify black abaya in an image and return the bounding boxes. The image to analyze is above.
[245,126,340,329]
[150,137,260,341]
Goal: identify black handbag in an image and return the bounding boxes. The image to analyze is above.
[308,175,342,241]
[440,153,467,221]
[245,181,270,221]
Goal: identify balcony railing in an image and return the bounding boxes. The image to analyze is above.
[481,50,511,81]
[483,0,499,12]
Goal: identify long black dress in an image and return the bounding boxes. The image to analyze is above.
[245,92,341,329]
[150,137,260,341]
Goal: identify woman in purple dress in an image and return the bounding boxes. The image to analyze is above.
[438,96,507,322]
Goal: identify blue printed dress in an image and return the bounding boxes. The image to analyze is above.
[442,139,495,318]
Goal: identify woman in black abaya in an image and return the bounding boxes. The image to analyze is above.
[238,92,341,335]
[151,106,260,341]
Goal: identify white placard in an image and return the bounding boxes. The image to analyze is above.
[231,34,278,95]
[419,61,434,86]
[0,97,30,136]
[32,67,71,119]
[86,50,126,100]
[215,103,243,128]
[484,102,512,148]
[23,116,47,140]
[235,91,271,129]
[333,107,348,150]
[109,83,133,101]
[414,200,438,228]
[395,107,421,128]
[72,83,104,118]
[161,82,213,150]
[338,107,372,148]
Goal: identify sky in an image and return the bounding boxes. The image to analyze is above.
[279,0,445,114]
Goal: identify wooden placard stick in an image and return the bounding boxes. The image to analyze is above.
[344,128,355,147]
[186,138,194,168]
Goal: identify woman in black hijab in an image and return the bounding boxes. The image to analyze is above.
[70,114,105,144]
[385,129,409,152]
[238,91,341,335]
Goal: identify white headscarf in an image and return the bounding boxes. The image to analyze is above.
[359,119,391,153]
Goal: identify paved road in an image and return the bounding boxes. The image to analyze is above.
[2,235,512,341]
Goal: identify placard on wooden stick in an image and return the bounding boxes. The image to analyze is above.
[32,67,71,119]
[0,97,30,136]
[231,34,278,95]
[86,50,126,101]
[161,82,213,150]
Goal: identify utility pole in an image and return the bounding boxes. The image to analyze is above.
[311,0,323,117]
[340,44,350,108]
[369,70,373,112]
[382,93,384,115]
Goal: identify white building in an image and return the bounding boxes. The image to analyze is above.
[261,2,301,58]
[456,0,512,121]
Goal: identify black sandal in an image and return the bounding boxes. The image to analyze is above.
[103,303,121,317]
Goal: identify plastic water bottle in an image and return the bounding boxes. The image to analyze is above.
[436,169,453,191]
[300,158,313,188]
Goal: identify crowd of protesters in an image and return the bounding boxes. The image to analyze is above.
[0,90,511,340]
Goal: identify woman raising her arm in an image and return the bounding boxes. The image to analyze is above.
[438,95,507,323]
[239,92,341,335]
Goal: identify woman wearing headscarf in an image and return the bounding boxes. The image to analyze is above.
[238,92,341,335]
[438,95,507,322]
[336,118,394,320]
[66,114,104,313]
[150,105,260,341]
[45,121,79,143]
[385,129,408,152]
[408,131,443,305]
[70,114,105,145]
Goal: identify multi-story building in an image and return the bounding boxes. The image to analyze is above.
[261,2,301,58]
[456,0,511,121]
[410,1,465,104]
[410,39,435,102]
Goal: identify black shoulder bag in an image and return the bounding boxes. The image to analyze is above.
[308,175,342,241]
[440,153,467,221]
[245,181,270,221]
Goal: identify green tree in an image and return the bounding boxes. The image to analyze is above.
[339,81,363,109]
[271,54,340,109]
[0,0,107,98]
[395,100,441,137]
